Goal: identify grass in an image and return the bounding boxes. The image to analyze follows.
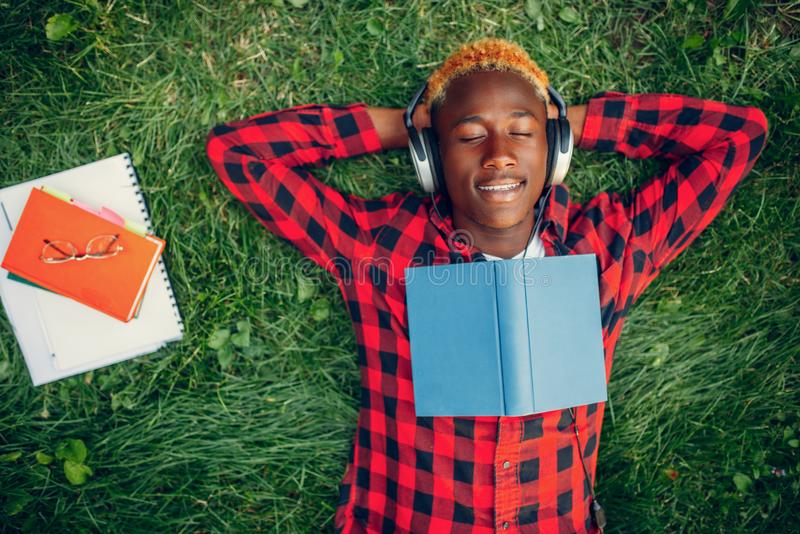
[0,0,798,532]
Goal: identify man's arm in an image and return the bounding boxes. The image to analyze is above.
[205,103,406,278]
[576,91,769,301]
[364,107,407,150]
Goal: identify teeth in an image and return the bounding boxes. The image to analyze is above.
[477,183,521,191]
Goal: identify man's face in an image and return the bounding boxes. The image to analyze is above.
[433,70,548,231]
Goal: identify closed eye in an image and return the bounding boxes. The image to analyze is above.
[511,132,533,136]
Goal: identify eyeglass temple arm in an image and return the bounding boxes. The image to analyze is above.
[42,239,72,257]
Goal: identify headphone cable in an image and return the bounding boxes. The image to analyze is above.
[569,407,607,532]
[527,188,606,532]
[522,185,552,259]
[429,191,447,227]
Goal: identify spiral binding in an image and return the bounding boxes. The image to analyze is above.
[123,153,184,333]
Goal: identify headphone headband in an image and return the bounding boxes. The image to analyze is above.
[404,84,428,162]
[547,85,567,118]
[546,86,572,155]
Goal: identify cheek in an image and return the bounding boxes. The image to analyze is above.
[441,143,469,167]
[440,147,473,187]
[519,146,549,187]
[524,141,549,168]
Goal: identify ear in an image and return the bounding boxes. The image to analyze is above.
[429,103,440,136]
[546,100,558,120]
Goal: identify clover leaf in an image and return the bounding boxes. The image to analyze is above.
[55,438,87,464]
[64,459,93,485]
[35,451,54,465]
[0,451,22,462]
[208,328,231,350]
[45,14,79,41]
[733,472,752,492]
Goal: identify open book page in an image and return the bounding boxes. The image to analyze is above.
[404,261,505,416]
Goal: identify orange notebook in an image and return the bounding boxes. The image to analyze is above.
[1,187,165,322]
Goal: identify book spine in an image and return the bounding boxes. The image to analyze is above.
[494,260,534,416]
[124,154,184,333]
[490,262,505,417]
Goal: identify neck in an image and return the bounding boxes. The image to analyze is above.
[452,208,536,259]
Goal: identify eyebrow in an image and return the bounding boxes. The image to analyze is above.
[451,110,538,128]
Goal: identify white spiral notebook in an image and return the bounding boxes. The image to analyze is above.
[0,153,184,385]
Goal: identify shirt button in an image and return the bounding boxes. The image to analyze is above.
[502,460,511,469]
[502,521,510,529]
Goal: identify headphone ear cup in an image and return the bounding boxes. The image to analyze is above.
[545,118,558,187]
[409,131,436,193]
[421,127,446,195]
[550,118,573,186]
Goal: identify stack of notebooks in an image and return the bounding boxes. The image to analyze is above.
[0,154,184,385]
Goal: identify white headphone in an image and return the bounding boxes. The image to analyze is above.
[403,83,573,194]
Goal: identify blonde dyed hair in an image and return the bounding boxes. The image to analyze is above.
[426,38,550,110]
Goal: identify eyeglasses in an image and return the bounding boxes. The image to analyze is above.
[40,234,124,264]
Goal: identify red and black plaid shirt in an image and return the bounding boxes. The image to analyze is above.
[206,92,767,533]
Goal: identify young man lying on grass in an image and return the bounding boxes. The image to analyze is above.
[206,38,767,533]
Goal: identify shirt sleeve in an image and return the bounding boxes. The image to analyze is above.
[577,91,769,301]
[205,103,403,279]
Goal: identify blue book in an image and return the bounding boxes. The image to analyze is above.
[404,254,607,417]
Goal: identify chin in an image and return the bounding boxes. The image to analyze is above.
[474,211,530,230]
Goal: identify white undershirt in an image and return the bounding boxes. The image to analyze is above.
[481,230,545,261]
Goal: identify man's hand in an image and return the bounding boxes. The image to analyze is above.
[549,101,587,146]
[366,104,430,151]
[411,102,432,131]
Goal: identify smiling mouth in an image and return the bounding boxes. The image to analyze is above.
[474,179,527,202]
[476,182,524,191]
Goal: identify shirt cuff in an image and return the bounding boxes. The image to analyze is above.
[576,91,633,152]
[325,102,384,159]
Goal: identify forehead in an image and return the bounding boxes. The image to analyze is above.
[437,70,543,121]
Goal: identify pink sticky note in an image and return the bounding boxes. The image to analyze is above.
[98,207,125,227]
[71,199,97,215]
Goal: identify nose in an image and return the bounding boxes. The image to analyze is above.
[481,134,517,170]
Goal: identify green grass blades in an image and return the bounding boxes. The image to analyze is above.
[1,0,798,531]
